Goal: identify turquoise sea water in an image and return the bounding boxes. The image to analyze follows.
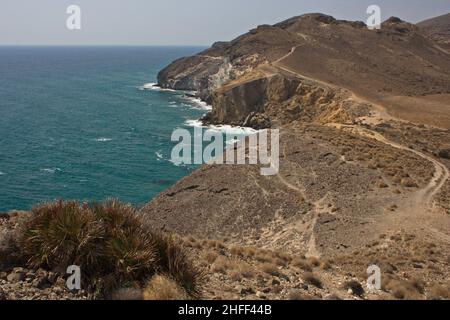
[0,46,211,212]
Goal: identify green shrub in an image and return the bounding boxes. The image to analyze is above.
[21,200,104,274]
[18,199,202,299]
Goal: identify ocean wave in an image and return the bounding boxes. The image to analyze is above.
[184,119,204,128]
[168,158,188,167]
[139,82,176,92]
[183,96,213,111]
[184,119,258,135]
[95,138,113,142]
[209,124,258,135]
[155,150,164,161]
[40,168,62,174]
[0,172,5,175]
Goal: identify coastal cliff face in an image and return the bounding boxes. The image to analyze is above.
[157,13,450,129]
[143,13,450,300]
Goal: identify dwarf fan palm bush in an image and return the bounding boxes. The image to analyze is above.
[153,233,204,299]
[21,200,104,274]
[19,199,202,298]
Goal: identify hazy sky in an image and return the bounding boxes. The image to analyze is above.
[1,0,449,45]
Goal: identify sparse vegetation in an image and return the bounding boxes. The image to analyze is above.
[291,257,312,272]
[10,199,202,298]
[302,272,322,289]
[259,263,281,277]
[428,283,450,300]
[344,280,364,297]
[143,274,188,300]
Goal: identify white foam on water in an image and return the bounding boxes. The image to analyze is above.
[95,138,113,142]
[0,172,4,175]
[184,119,258,135]
[139,83,176,92]
[40,168,62,174]
[208,124,258,135]
[184,97,213,111]
[184,119,204,128]
[155,151,164,161]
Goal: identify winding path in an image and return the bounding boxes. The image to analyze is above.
[270,45,450,254]
[273,45,449,208]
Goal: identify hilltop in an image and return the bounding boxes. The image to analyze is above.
[418,13,450,49]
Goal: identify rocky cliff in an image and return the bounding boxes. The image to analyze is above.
[158,13,450,129]
[144,14,450,300]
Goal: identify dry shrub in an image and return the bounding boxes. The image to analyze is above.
[274,258,288,267]
[243,247,256,257]
[319,258,332,270]
[384,278,423,300]
[409,278,425,295]
[232,261,255,280]
[203,251,218,264]
[229,270,242,282]
[302,272,322,289]
[211,256,230,274]
[428,284,450,300]
[229,245,245,257]
[260,263,281,277]
[255,253,274,264]
[143,274,188,300]
[307,257,320,267]
[111,287,143,300]
[291,257,312,272]
[152,233,204,299]
[275,251,292,263]
[95,200,158,291]
[344,280,365,297]
[287,290,311,300]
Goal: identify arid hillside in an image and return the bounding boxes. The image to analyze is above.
[143,14,450,300]
[418,13,450,49]
[158,14,450,128]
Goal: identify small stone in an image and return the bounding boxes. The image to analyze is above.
[256,291,267,299]
[7,271,25,283]
[47,272,58,284]
[53,286,64,294]
[32,276,50,289]
[262,287,271,293]
[240,287,255,295]
[271,279,280,286]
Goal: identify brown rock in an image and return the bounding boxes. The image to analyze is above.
[7,270,25,283]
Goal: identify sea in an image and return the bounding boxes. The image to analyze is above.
[0,46,253,212]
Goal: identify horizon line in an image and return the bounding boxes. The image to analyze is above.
[0,44,210,47]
